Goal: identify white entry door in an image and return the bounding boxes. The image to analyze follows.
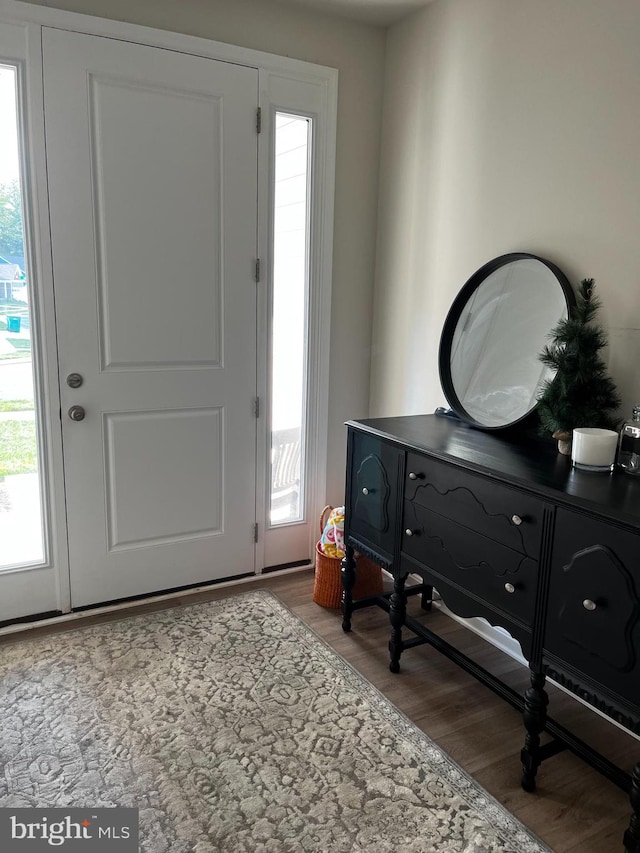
[43,29,259,607]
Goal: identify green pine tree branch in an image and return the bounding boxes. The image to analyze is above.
[536,278,620,436]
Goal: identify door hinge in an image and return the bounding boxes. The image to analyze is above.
[256,107,262,134]
[253,522,259,543]
[255,258,261,282]
[253,397,260,418]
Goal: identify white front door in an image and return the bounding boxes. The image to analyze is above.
[43,28,259,607]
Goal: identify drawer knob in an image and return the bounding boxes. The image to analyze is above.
[504,582,516,594]
[405,528,416,537]
[511,514,523,526]
[362,487,371,496]
[408,472,424,481]
[582,599,597,611]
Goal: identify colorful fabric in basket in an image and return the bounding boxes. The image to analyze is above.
[319,506,345,558]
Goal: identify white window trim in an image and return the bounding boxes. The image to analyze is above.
[257,78,336,569]
[0,0,337,595]
[0,21,72,620]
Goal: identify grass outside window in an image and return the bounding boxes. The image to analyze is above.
[0,420,37,475]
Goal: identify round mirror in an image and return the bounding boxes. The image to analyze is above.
[439,253,575,429]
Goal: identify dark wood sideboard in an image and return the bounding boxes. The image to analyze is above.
[341,414,640,853]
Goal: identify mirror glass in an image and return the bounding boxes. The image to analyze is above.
[439,254,574,429]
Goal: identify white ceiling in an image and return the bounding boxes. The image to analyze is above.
[278,0,433,27]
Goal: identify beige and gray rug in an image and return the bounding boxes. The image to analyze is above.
[0,590,550,852]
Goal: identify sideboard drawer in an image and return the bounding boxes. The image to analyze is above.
[545,508,640,709]
[405,452,542,558]
[402,500,537,627]
[347,430,403,558]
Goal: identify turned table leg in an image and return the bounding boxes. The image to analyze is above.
[421,583,433,612]
[389,572,408,673]
[341,545,356,632]
[520,670,549,793]
[624,763,640,853]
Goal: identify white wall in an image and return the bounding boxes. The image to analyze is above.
[24,0,386,504]
[371,0,640,423]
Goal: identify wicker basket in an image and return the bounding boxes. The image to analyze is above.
[312,505,384,609]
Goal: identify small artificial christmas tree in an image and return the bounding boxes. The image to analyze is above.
[537,278,621,453]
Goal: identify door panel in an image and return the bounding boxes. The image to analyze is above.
[43,29,258,607]
[90,73,225,371]
[103,408,223,549]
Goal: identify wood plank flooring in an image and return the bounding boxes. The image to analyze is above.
[1,568,635,852]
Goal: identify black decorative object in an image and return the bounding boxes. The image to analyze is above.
[439,253,574,430]
[537,278,621,453]
[617,406,640,475]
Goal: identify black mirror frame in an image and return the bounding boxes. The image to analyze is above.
[438,252,576,431]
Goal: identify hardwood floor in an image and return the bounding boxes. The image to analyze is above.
[1,568,635,852]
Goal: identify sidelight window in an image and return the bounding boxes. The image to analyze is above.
[268,113,312,526]
[0,63,45,569]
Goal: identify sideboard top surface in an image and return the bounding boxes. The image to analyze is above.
[347,414,640,530]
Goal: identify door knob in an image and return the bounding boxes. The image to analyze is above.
[66,373,83,388]
[68,405,86,422]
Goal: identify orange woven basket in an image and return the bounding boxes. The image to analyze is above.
[312,505,384,609]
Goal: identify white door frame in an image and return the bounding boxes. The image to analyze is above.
[257,75,337,570]
[0,20,70,620]
[0,0,337,613]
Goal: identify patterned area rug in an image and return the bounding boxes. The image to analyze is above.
[0,590,550,852]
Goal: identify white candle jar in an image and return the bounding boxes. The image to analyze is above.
[571,427,618,472]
